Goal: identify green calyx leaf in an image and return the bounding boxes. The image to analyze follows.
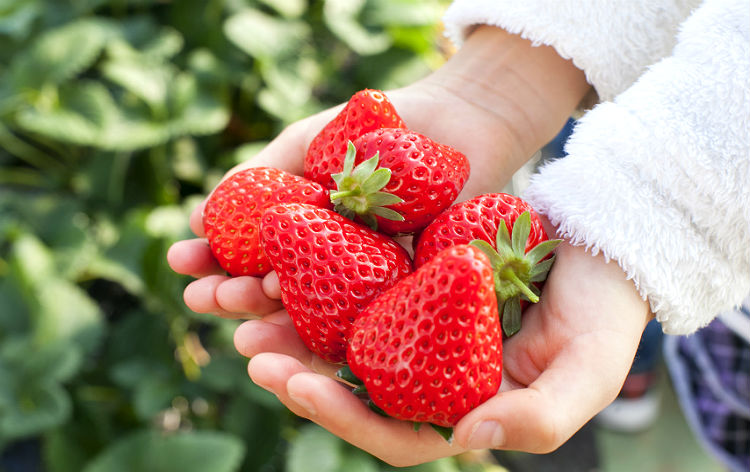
[469,211,561,337]
[330,141,404,230]
[335,365,363,387]
[429,424,455,444]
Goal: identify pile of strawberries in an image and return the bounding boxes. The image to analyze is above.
[202,90,559,438]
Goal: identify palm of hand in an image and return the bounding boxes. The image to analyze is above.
[236,243,650,465]
[167,83,650,464]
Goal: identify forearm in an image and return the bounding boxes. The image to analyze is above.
[524,0,750,334]
[443,0,700,101]
[413,26,591,183]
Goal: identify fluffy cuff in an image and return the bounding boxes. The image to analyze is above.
[442,0,699,101]
[523,0,750,334]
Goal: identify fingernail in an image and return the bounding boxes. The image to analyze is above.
[468,421,505,449]
[288,393,317,416]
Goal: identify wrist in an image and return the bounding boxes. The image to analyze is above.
[424,26,591,168]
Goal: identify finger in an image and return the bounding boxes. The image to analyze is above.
[167,239,223,277]
[183,275,252,319]
[234,314,339,377]
[249,353,462,467]
[261,271,282,300]
[454,330,638,453]
[216,276,283,315]
[189,200,207,237]
[246,352,321,419]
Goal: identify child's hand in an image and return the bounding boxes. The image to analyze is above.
[166,25,589,321]
[234,243,651,466]
[166,80,524,319]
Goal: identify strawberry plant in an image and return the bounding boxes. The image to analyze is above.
[1,1,487,472]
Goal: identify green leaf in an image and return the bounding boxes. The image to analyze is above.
[0,0,41,40]
[469,239,503,268]
[168,73,230,136]
[337,448,379,472]
[361,168,392,194]
[101,57,172,112]
[133,375,179,420]
[34,280,104,351]
[286,424,342,472]
[371,206,404,221]
[366,1,444,27]
[259,0,307,18]
[335,365,363,386]
[323,0,391,55]
[511,211,531,256]
[428,424,454,444]
[224,9,310,59]
[82,430,245,472]
[351,154,380,183]
[10,18,112,89]
[530,256,556,282]
[141,27,184,60]
[526,239,562,266]
[367,191,403,207]
[502,296,522,337]
[0,381,71,441]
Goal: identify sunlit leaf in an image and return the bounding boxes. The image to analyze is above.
[9,18,112,90]
[168,73,230,136]
[286,424,342,472]
[141,27,184,60]
[323,0,391,55]
[82,430,245,472]
[0,381,71,441]
[224,8,310,59]
[7,234,103,351]
[259,0,307,18]
[101,58,172,113]
[0,0,41,40]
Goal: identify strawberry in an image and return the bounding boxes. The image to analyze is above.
[329,129,470,235]
[344,244,503,430]
[202,167,330,277]
[260,203,412,363]
[413,193,560,336]
[304,89,406,189]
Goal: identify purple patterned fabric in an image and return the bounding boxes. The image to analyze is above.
[665,302,750,472]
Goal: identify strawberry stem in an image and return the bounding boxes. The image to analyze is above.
[499,267,539,303]
[469,211,560,336]
[330,141,404,229]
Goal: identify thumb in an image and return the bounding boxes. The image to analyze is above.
[453,330,638,453]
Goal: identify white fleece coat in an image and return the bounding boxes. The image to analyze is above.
[443,0,750,335]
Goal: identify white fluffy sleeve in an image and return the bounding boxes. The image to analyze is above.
[442,0,701,101]
[522,0,750,335]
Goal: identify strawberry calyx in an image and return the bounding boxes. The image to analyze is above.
[335,365,455,443]
[469,211,561,337]
[330,141,404,230]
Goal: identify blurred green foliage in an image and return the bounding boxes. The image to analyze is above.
[0,1,499,471]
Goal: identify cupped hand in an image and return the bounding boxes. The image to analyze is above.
[166,77,522,318]
[233,242,651,466]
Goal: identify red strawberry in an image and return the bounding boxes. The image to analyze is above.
[413,193,559,336]
[329,129,470,235]
[202,167,331,277]
[345,244,502,429]
[304,89,405,189]
[260,203,412,363]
